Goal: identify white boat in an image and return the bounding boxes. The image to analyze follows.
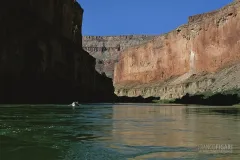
[69,101,80,109]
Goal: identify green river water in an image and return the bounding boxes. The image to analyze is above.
[0,104,239,160]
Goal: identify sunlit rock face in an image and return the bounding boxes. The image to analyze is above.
[113,1,240,99]
[83,35,155,78]
[0,0,115,103]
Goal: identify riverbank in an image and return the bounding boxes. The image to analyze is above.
[153,89,240,106]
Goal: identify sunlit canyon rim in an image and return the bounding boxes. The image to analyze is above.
[113,0,240,100]
[82,35,155,78]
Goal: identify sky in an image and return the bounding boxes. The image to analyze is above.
[77,0,233,36]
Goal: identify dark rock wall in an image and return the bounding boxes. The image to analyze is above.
[0,0,115,103]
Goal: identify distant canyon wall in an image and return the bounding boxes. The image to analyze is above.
[82,35,155,78]
[0,0,115,103]
[114,1,240,99]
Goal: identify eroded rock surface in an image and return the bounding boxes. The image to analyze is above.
[114,1,240,99]
[0,0,115,103]
[83,35,155,78]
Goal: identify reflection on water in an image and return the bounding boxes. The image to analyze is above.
[112,106,187,147]
[112,105,240,159]
[0,104,240,160]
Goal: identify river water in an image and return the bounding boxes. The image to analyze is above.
[0,104,240,160]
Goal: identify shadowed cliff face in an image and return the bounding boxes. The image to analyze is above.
[82,35,155,78]
[0,0,115,103]
[114,1,240,99]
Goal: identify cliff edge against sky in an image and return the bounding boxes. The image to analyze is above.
[114,1,240,100]
[0,0,115,103]
[83,35,155,78]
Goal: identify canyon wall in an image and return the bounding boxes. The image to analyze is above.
[114,1,240,99]
[0,0,115,103]
[83,35,155,78]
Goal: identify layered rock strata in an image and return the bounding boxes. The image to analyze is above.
[114,1,240,100]
[83,35,155,78]
[0,0,115,103]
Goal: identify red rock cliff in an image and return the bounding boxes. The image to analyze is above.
[82,35,155,78]
[114,1,240,99]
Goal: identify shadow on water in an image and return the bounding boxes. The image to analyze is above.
[0,104,114,160]
[0,135,60,160]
